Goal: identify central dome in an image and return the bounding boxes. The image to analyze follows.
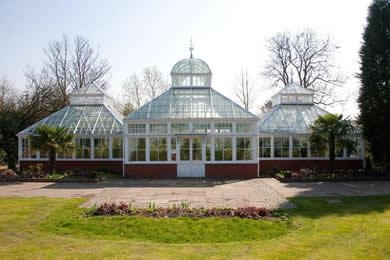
[171,58,212,87]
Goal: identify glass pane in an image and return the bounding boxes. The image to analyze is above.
[192,137,202,161]
[180,138,190,161]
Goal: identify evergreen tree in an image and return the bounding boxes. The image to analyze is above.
[358,0,390,171]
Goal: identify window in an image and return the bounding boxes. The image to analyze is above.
[58,149,73,159]
[193,123,211,133]
[346,138,361,158]
[274,137,289,157]
[22,138,29,158]
[128,124,146,134]
[128,138,146,161]
[40,151,48,159]
[236,123,251,133]
[336,144,344,158]
[214,123,232,133]
[311,142,327,157]
[292,137,308,157]
[150,138,167,161]
[150,124,168,134]
[112,138,122,158]
[172,123,189,134]
[94,138,109,159]
[180,138,190,160]
[75,138,91,159]
[215,137,232,161]
[171,137,177,161]
[259,137,271,158]
[237,137,252,160]
[206,138,211,161]
[192,137,202,160]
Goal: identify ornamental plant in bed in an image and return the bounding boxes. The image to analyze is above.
[91,202,277,220]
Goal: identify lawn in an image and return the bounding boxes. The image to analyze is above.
[0,196,389,259]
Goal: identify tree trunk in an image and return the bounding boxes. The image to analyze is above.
[328,135,336,175]
[49,150,56,175]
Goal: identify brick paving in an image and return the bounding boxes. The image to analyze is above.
[2,178,390,209]
[0,179,294,209]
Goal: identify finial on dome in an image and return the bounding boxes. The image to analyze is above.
[189,38,194,59]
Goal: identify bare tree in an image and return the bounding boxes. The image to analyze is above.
[235,69,256,110]
[142,66,168,100]
[263,30,345,106]
[44,35,70,104]
[28,35,111,107]
[0,76,17,112]
[122,73,145,109]
[70,36,111,91]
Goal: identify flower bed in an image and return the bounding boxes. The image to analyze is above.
[275,168,390,182]
[91,202,277,220]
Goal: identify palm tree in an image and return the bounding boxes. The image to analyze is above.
[310,114,353,173]
[30,125,74,175]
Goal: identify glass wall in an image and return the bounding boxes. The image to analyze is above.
[94,138,109,159]
[236,137,252,160]
[259,137,271,158]
[150,137,167,161]
[292,137,308,157]
[274,137,289,157]
[215,137,232,161]
[112,138,122,158]
[76,138,91,159]
[128,138,146,161]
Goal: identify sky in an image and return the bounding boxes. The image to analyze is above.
[0,0,371,117]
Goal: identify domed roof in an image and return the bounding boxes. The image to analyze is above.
[171,58,212,75]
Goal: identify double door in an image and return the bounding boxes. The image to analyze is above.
[177,137,205,177]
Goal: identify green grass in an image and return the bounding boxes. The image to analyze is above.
[0,196,389,259]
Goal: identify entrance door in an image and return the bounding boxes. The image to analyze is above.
[177,137,205,177]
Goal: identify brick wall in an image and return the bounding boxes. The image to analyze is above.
[205,164,258,178]
[19,160,123,174]
[124,164,177,178]
[259,159,363,175]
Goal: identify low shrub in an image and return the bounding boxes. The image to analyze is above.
[0,169,18,178]
[92,202,273,219]
[67,169,97,178]
[21,164,47,178]
[278,168,372,179]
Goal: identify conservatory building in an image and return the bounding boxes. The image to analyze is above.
[17,52,364,178]
[17,85,124,174]
[124,57,259,178]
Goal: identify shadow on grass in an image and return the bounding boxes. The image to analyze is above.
[40,178,247,189]
[282,195,390,219]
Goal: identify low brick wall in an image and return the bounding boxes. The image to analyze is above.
[124,164,177,178]
[205,163,258,178]
[259,159,363,175]
[19,160,123,174]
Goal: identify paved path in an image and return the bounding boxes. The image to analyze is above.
[1,179,390,209]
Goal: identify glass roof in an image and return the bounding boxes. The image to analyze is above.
[171,58,212,75]
[271,83,314,106]
[258,104,328,134]
[18,104,123,136]
[126,87,257,120]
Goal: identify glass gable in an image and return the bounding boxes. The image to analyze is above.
[258,104,328,134]
[127,88,257,120]
[18,105,123,135]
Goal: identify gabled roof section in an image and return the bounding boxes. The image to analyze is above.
[258,104,329,134]
[18,104,123,136]
[126,87,257,120]
[69,85,115,106]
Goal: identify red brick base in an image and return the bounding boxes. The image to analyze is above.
[259,159,363,175]
[124,164,177,178]
[19,160,123,174]
[205,164,258,178]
